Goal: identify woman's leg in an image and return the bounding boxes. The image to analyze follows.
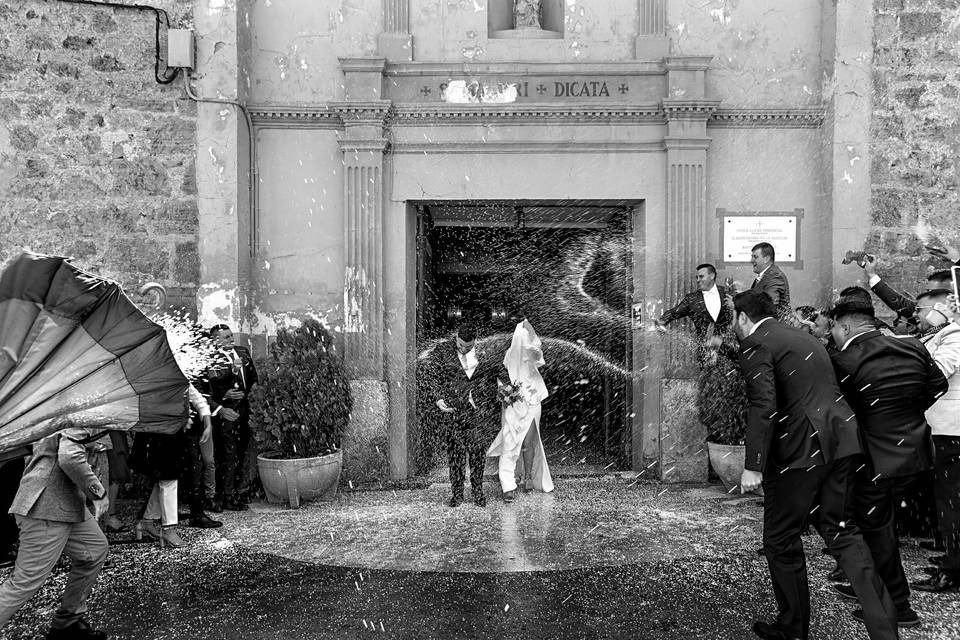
[157,479,178,527]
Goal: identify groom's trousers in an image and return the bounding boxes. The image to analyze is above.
[762,456,898,640]
[447,419,485,500]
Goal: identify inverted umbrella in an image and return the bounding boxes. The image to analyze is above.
[0,252,189,460]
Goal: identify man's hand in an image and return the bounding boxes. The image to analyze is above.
[92,497,109,520]
[740,469,763,494]
[220,407,240,422]
[653,319,667,333]
[436,399,455,413]
[224,389,245,401]
[862,254,878,277]
[200,416,213,444]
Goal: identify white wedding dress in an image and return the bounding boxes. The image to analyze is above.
[486,320,554,493]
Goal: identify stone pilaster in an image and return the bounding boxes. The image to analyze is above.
[380,0,413,62]
[193,0,251,331]
[636,0,669,59]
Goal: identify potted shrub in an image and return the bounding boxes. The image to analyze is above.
[698,344,759,494]
[249,318,352,508]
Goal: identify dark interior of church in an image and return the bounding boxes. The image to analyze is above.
[414,203,635,473]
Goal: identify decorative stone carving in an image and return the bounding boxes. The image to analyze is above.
[514,0,541,29]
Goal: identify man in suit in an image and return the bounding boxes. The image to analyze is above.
[750,242,791,320]
[207,324,259,512]
[656,263,732,360]
[911,289,960,592]
[859,255,953,334]
[734,290,898,640]
[435,322,496,508]
[0,427,109,639]
[828,300,948,628]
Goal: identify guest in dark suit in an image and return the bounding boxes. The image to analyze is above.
[828,300,948,628]
[0,427,109,639]
[434,322,496,508]
[207,324,259,511]
[734,290,898,640]
[858,255,953,334]
[750,242,791,321]
[656,263,732,360]
[0,456,26,568]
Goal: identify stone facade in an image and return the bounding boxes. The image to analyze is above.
[869,0,960,308]
[0,0,198,308]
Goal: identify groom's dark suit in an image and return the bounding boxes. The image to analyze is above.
[739,319,898,640]
[433,341,497,502]
[659,284,732,340]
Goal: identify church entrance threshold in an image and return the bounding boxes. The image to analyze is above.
[412,201,636,477]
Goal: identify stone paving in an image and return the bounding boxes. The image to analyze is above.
[2,477,958,639]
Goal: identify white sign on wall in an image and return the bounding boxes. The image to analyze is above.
[717,209,803,266]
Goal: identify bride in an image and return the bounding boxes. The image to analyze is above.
[486,319,554,502]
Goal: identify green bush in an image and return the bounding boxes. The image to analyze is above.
[249,318,352,459]
[698,344,749,446]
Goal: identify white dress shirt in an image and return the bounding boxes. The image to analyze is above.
[754,266,771,284]
[458,348,478,380]
[702,285,722,322]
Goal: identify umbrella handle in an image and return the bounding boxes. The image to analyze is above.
[138,282,167,316]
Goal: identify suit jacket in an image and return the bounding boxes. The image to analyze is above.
[751,264,791,319]
[829,330,947,477]
[660,285,732,339]
[10,427,106,523]
[870,279,917,333]
[207,344,259,418]
[921,322,960,436]
[738,320,861,474]
[433,341,498,428]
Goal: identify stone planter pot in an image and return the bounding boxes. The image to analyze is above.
[706,442,763,496]
[257,449,342,508]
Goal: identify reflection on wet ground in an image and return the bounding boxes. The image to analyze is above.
[2,478,958,639]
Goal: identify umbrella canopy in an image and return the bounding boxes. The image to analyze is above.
[0,252,189,458]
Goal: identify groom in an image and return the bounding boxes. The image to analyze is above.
[435,322,495,507]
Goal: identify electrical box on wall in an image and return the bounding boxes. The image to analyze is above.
[167,29,195,69]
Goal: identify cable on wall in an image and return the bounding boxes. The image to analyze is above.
[56,0,181,84]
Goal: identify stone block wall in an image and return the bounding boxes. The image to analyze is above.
[870,0,960,306]
[0,0,198,310]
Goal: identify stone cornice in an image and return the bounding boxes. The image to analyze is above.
[339,138,389,153]
[384,61,666,77]
[663,56,714,71]
[661,99,722,119]
[330,101,393,125]
[709,107,825,129]
[338,57,387,73]
[390,103,664,125]
[247,104,826,130]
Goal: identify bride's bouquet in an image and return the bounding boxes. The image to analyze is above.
[497,379,528,406]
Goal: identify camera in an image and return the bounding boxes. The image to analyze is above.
[841,250,874,267]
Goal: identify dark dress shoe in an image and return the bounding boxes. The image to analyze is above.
[187,513,223,529]
[912,571,960,593]
[474,494,487,508]
[46,618,107,639]
[919,540,945,552]
[852,607,920,628]
[833,583,858,601]
[503,490,516,503]
[223,499,248,512]
[448,496,463,508]
[752,620,800,640]
[827,564,847,582]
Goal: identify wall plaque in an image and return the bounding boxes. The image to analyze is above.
[717,209,803,267]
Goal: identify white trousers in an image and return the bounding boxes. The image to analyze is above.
[143,479,178,526]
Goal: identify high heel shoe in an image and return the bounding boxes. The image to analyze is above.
[134,519,162,542]
[160,525,185,549]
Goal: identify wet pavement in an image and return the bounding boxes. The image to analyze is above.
[2,477,958,639]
